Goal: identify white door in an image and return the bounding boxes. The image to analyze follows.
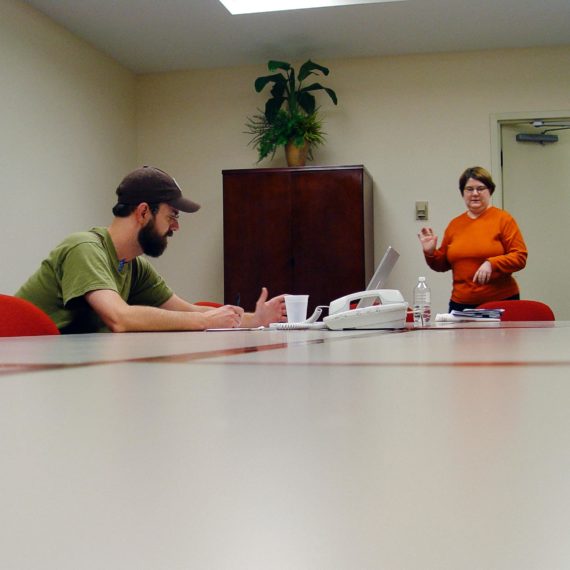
[501,121,570,319]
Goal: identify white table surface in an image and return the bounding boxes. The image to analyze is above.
[1,323,569,569]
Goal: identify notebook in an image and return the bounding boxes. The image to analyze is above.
[356,246,400,309]
[268,322,327,330]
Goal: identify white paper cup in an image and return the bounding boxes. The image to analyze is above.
[285,294,309,323]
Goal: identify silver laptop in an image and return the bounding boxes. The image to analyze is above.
[356,246,400,309]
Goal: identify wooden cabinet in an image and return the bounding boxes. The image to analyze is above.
[222,165,373,314]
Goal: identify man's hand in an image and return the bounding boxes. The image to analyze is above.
[473,261,492,284]
[243,287,287,327]
[418,227,438,256]
[202,305,244,329]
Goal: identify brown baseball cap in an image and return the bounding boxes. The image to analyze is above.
[116,166,200,213]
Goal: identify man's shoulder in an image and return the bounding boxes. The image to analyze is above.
[47,230,108,268]
[58,228,107,251]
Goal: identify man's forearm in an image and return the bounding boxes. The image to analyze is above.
[86,290,209,332]
[106,304,208,332]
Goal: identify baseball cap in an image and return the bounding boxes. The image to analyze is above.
[116,166,200,213]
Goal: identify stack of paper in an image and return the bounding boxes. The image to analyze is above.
[452,308,504,319]
[435,308,504,322]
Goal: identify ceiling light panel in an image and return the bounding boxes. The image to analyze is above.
[219,0,405,15]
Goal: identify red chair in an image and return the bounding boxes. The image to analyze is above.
[476,300,555,321]
[0,294,60,336]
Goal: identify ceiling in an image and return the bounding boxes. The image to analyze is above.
[21,0,570,74]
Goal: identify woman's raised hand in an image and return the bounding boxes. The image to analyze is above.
[418,227,438,256]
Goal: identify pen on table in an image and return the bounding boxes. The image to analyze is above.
[235,293,240,307]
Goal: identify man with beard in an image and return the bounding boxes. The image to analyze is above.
[16,166,286,333]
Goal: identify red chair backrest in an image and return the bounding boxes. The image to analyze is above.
[476,300,555,321]
[0,294,60,336]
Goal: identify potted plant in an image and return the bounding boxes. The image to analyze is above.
[245,59,338,166]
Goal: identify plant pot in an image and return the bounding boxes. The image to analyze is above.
[285,140,309,167]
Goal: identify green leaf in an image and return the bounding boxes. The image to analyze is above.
[270,82,286,99]
[322,87,338,105]
[298,60,330,81]
[268,60,291,72]
[297,91,316,115]
[288,68,296,101]
[265,97,285,123]
[254,73,286,93]
[300,83,338,105]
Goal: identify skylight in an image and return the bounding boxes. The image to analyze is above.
[219,0,405,15]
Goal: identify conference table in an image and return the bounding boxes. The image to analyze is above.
[1,321,570,569]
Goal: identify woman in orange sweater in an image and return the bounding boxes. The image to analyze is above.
[418,166,528,312]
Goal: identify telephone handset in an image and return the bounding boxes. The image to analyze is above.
[323,289,407,330]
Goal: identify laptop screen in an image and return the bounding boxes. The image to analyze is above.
[356,246,400,308]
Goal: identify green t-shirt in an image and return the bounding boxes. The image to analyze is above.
[16,227,173,333]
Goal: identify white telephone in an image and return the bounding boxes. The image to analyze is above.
[323,289,408,330]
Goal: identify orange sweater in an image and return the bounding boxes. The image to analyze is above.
[425,207,528,304]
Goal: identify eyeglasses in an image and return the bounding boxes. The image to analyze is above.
[464,185,488,194]
[166,211,180,223]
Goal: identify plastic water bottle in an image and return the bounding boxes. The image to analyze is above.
[413,276,431,325]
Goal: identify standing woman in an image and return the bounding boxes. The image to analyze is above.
[418,166,528,312]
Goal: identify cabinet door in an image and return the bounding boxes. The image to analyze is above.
[223,171,292,310]
[292,169,367,311]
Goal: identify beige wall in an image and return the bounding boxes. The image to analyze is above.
[137,47,570,312]
[1,0,136,294]
[3,0,569,312]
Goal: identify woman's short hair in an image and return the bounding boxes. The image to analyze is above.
[112,202,160,217]
[458,166,496,195]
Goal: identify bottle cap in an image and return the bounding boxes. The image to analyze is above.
[419,276,426,282]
